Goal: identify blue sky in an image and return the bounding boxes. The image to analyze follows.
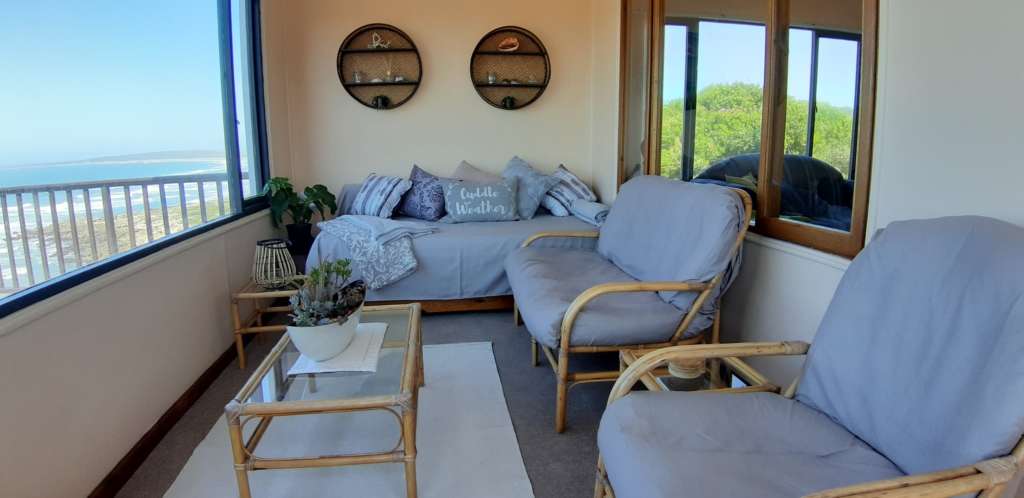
[0,1,227,167]
[662,22,859,107]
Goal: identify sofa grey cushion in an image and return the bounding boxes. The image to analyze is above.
[398,165,447,221]
[351,174,412,218]
[598,392,903,498]
[505,247,687,348]
[502,156,561,220]
[796,216,1024,475]
[597,176,745,332]
[440,178,518,223]
[451,160,501,183]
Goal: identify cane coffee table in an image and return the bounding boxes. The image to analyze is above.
[225,303,424,498]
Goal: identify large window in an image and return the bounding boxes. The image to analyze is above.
[0,0,268,311]
[623,0,877,258]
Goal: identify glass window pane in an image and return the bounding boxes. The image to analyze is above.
[622,0,653,181]
[659,24,688,180]
[813,37,860,177]
[691,21,765,179]
[232,0,261,198]
[0,2,233,299]
[785,29,813,157]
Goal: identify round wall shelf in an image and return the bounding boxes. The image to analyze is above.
[470,26,550,110]
[337,24,422,110]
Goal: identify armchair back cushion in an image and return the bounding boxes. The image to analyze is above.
[597,176,745,332]
[796,216,1024,475]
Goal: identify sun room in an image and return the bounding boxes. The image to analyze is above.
[1,0,1023,497]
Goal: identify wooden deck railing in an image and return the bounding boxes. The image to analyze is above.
[0,173,235,295]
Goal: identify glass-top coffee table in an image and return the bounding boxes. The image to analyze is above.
[225,303,423,498]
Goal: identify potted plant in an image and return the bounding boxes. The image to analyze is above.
[287,259,367,361]
[262,177,337,254]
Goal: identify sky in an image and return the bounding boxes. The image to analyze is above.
[0,1,228,167]
[662,22,859,107]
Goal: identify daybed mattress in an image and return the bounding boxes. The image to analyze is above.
[306,215,598,302]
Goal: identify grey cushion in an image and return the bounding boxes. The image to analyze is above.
[597,175,745,332]
[502,156,561,220]
[440,179,518,223]
[350,174,412,218]
[398,165,447,221]
[796,216,1024,475]
[451,160,501,183]
[505,247,687,348]
[598,392,903,498]
[545,164,598,213]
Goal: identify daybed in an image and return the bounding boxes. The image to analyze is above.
[306,184,597,310]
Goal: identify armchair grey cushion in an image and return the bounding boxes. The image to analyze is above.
[597,176,746,332]
[598,392,903,498]
[505,247,686,348]
[796,216,1024,475]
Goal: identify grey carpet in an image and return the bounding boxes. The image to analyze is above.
[116,310,617,498]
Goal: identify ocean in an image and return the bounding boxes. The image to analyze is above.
[0,159,227,189]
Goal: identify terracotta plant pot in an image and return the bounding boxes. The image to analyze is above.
[287,305,364,361]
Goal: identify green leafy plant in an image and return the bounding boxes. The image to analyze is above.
[262,177,338,227]
[288,259,366,327]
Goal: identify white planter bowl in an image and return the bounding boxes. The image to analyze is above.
[287,305,363,362]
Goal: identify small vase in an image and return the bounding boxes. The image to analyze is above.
[286,223,314,254]
[288,305,364,362]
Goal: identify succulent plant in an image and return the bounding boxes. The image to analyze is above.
[288,259,366,327]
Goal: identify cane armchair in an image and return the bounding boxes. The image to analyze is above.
[504,176,753,432]
[595,216,1024,498]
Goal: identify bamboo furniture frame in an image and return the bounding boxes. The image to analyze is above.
[225,303,423,498]
[593,341,1024,498]
[231,278,304,369]
[514,189,753,432]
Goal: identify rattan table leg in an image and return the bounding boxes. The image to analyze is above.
[228,418,252,498]
[231,299,246,370]
[403,405,418,498]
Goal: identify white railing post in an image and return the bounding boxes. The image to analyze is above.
[141,184,154,243]
[198,182,209,223]
[15,193,34,285]
[100,186,117,256]
[65,189,83,268]
[158,183,170,237]
[1,194,19,289]
[178,182,189,230]
[83,188,99,261]
[48,191,66,274]
[123,185,137,248]
[32,192,51,280]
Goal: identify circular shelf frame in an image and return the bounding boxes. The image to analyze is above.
[470,26,550,110]
[337,24,422,110]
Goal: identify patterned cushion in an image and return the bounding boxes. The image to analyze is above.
[502,156,561,220]
[351,174,412,218]
[545,164,598,213]
[541,195,571,216]
[399,165,447,221]
[451,160,501,183]
[440,178,519,223]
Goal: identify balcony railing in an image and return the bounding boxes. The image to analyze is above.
[0,173,235,296]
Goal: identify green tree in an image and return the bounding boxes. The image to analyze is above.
[658,82,855,179]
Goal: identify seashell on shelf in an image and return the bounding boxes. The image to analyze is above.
[497,36,520,52]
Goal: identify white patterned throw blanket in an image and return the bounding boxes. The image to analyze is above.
[316,215,438,289]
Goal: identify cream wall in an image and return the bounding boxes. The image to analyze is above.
[262,0,622,201]
[722,0,1024,384]
[0,214,273,497]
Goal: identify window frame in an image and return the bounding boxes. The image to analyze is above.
[0,0,271,319]
[621,0,879,259]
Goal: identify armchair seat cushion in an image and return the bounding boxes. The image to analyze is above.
[505,247,687,349]
[598,392,904,498]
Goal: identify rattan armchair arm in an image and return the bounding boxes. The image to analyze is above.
[805,455,1019,498]
[521,230,600,248]
[606,341,810,404]
[558,280,716,350]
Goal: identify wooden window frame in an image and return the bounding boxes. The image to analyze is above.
[617,0,879,259]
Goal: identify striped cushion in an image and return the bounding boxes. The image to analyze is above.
[351,174,413,218]
[545,164,597,213]
[541,195,571,216]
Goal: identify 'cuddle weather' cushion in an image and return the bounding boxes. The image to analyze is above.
[399,165,447,221]
[452,160,502,184]
[502,156,561,220]
[440,179,519,223]
[351,174,413,218]
[543,164,597,215]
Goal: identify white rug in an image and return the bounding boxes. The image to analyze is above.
[166,342,534,498]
